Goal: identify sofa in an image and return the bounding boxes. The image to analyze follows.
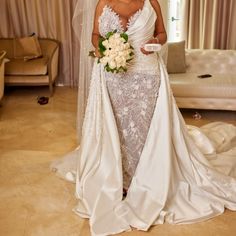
[0,38,59,96]
[168,48,236,111]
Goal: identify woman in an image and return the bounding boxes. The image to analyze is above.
[92,0,167,191]
[52,0,236,235]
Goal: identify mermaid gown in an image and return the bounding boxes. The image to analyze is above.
[52,1,236,235]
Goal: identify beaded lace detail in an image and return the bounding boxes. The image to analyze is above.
[105,71,161,189]
[99,5,142,37]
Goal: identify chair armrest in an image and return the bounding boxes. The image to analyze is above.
[39,39,59,60]
[0,51,7,66]
[48,47,59,82]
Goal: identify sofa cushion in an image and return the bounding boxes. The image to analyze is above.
[13,35,42,61]
[170,73,236,99]
[167,41,186,74]
[5,57,48,76]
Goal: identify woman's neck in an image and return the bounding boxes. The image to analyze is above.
[117,0,134,4]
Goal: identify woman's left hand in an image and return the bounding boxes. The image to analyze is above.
[140,38,159,55]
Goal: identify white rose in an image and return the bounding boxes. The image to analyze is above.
[121,60,126,67]
[120,56,126,63]
[116,63,121,68]
[118,51,126,57]
[100,57,108,65]
[116,39,122,47]
[102,40,109,48]
[119,44,125,50]
[114,33,120,39]
[124,43,130,49]
[109,51,117,59]
[104,50,110,56]
[110,41,117,49]
[108,37,115,45]
[123,50,130,58]
[115,56,123,64]
[108,60,116,69]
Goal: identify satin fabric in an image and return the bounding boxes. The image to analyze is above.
[52,1,236,235]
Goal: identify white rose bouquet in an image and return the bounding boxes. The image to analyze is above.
[90,30,134,73]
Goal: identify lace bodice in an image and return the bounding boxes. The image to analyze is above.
[98,5,142,37]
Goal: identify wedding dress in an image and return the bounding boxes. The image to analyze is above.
[52,1,236,235]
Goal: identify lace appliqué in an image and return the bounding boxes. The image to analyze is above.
[99,5,142,37]
[105,71,161,189]
[99,5,123,37]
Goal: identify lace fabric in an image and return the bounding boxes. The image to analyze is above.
[99,5,142,37]
[99,6,161,188]
[105,71,161,188]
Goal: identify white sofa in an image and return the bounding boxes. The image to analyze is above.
[169,49,236,111]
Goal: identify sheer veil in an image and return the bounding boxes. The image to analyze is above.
[72,0,99,142]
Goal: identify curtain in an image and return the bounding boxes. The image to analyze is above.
[0,0,80,86]
[181,0,236,49]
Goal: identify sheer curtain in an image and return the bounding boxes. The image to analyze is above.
[0,0,80,86]
[181,0,236,49]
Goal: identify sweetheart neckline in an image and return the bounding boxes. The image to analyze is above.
[103,0,146,32]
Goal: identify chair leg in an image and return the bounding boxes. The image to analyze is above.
[49,82,54,97]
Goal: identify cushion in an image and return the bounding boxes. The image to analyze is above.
[0,39,14,58]
[5,57,48,76]
[13,35,42,61]
[167,41,186,74]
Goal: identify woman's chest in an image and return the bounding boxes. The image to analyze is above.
[98,5,142,37]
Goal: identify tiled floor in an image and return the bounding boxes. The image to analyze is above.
[0,86,236,236]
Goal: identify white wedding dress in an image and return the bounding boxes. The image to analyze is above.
[52,1,236,235]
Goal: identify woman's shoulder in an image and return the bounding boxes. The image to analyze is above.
[97,0,112,7]
[96,0,111,14]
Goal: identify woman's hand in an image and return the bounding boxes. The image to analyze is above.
[95,48,102,58]
[140,38,159,55]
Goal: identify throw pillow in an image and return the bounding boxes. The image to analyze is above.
[167,41,186,74]
[13,35,42,61]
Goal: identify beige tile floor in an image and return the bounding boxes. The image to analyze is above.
[0,86,236,236]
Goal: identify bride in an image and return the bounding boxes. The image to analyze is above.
[52,0,236,235]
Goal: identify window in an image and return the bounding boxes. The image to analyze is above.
[168,0,182,42]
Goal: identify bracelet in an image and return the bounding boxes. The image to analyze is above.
[153,36,160,44]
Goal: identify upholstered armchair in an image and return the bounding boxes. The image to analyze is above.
[0,51,7,101]
[0,38,59,96]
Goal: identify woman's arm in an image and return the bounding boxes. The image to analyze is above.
[91,0,107,57]
[151,0,167,45]
[141,0,167,55]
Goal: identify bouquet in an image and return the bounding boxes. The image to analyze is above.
[90,31,134,73]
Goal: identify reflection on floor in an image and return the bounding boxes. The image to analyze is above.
[0,87,236,236]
